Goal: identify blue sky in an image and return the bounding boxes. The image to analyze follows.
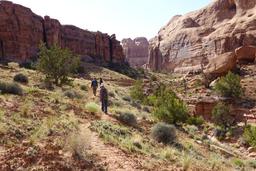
[11,0,211,40]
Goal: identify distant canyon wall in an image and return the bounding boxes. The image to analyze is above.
[0,1,124,64]
[122,37,149,67]
[148,0,256,74]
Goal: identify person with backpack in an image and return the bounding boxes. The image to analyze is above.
[100,84,108,114]
[99,77,103,85]
[91,78,98,96]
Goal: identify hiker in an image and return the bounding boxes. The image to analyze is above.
[91,78,98,96]
[99,77,103,85]
[100,84,108,114]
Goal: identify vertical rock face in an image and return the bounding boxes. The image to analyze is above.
[121,37,149,67]
[148,0,256,74]
[0,1,124,64]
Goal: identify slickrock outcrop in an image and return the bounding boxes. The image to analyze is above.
[122,37,149,67]
[148,0,256,75]
[0,1,124,64]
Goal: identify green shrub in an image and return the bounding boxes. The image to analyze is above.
[37,43,80,86]
[186,116,204,126]
[130,80,145,102]
[153,85,188,124]
[243,125,256,147]
[232,158,245,168]
[13,73,28,84]
[151,122,176,144]
[214,71,242,98]
[0,81,23,95]
[64,90,81,99]
[109,91,115,98]
[85,102,100,114]
[212,103,236,129]
[80,85,87,91]
[118,112,137,126]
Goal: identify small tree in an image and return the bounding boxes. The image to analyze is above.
[214,71,242,98]
[212,102,236,130]
[130,80,145,102]
[37,43,80,86]
[153,84,188,124]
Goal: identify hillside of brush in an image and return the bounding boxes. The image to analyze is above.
[0,62,256,171]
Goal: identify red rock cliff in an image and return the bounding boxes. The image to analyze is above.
[121,37,149,67]
[148,0,256,74]
[0,1,124,63]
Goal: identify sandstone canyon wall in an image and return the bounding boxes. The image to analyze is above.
[148,0,256,75]
[0,1,124,64]
[122,37,149,67]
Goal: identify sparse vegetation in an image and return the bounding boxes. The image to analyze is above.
[151,122,176,144]
[117,112,137,127]
[85,102,100,114]
[64,90,82,99]
[37,43,80,86]
[243,125,256,147]
[80,85,87,91]
[0,81,23,95]
[13,73,29,84]
[214,71,242,98]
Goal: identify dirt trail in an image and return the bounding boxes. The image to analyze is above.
[81,123,143,171]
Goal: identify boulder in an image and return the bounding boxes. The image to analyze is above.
[235,46,256,63]
[204,52,237,77]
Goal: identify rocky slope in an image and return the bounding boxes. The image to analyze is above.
[148,0,256,75]
[0,1,124,64]
[122,37,149,67]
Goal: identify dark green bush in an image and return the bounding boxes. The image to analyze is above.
[64,90,81,99]
[153,85,188,124]
[243,125,256,147]
[13,73,28,84]
[37,43,80,86]
[151,122,176,144]
[0,81,23,95]
[118,112,137,126]
[212,102,236,129]
[186,116,204,126]
[214,71,242,98]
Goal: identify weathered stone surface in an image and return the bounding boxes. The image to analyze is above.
[235,45,256,63]
[148,0,256,73]
[122,37,149,67]
[204,52,237,77]
[0,1,124,64]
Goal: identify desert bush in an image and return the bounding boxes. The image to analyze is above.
[13,73,28,84]
[131,100,142,110]
[186,116,204,126]
[130,80,145,102]
[153,85,188,124]
[151,122,176,144]
[243,125,256,147]
[37,43,80,86]
[212,102,236,129]
[80,85,87,91]
[118,112,137,126]
[214,71,242,98]
[64,90,81,99]
[85,102,100,114]
[109,91,115,98]
[0,81,23,95]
